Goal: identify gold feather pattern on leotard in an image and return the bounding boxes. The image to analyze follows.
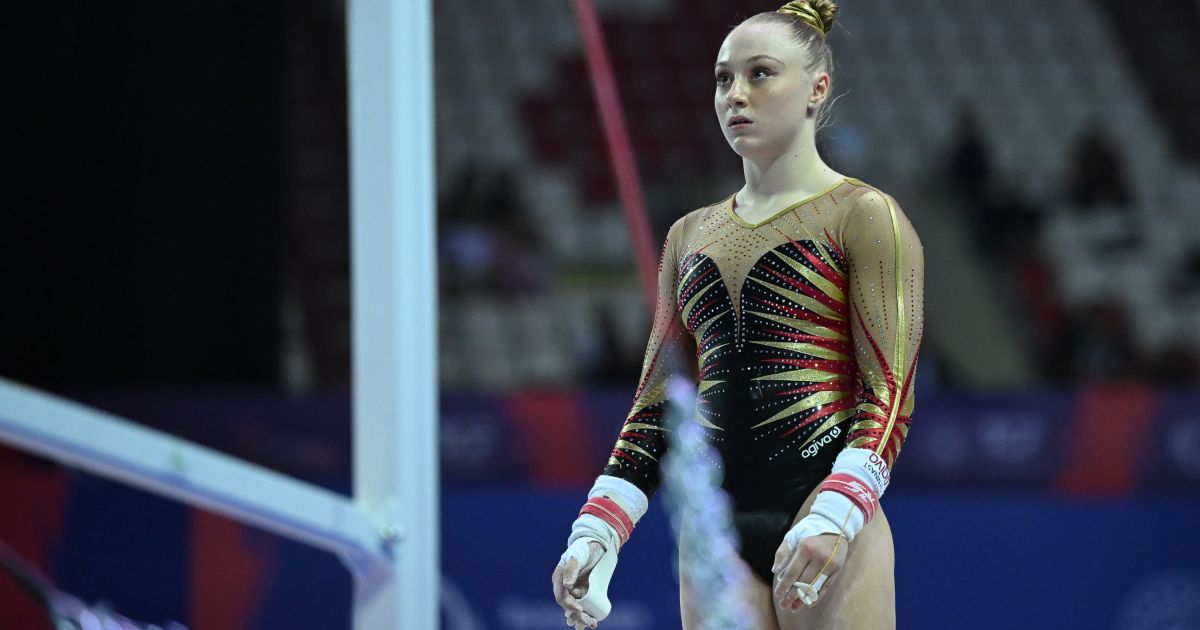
[602,179,924,495]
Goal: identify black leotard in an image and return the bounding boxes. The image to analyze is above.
[601,177,924,582]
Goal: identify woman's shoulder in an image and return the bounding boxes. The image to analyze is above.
[666,193,735,239]
[835,178,912,225]
[838,177,899,211]
[836,178,922,251]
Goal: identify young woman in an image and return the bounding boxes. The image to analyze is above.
[552,1,924,627]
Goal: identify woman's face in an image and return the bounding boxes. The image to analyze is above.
[714,21,821,159]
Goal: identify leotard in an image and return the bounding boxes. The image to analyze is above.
[601,177,924,581]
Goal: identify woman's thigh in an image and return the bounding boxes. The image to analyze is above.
[678,522,780,630]
[677,487,896,630]
[773,486,896,630]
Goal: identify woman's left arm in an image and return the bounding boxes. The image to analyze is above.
[842,189,925,471]
[772,189,925,610]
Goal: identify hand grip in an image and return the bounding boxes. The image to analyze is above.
[578,545,618,621]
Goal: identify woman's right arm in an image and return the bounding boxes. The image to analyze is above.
[553,218,689,627]
[600,217,689,496]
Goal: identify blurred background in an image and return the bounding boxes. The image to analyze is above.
[3,0,1200,627]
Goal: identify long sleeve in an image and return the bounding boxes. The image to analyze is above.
[601,219,690,497]
[841,190,925,470]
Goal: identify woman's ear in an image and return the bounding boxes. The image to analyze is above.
[806,73,830,117]
[810,72,831,108]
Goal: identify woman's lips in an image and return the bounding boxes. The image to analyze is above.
[728,116,753,130]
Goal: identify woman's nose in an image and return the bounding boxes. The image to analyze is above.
[726,78,748,108]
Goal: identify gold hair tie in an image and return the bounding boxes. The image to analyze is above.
[778,1,827,39]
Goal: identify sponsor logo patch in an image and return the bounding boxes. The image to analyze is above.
[801,426,841,458]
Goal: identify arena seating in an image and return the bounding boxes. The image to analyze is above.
[435,0,1200,389]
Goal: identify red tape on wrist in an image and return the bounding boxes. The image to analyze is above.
[579,496,634,547]
[819,473,879,522]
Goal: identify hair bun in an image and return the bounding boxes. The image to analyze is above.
[777,0,838,37]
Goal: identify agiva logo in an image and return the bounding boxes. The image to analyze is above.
[801,426,841,458]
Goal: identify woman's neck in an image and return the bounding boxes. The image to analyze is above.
[737,134,841,210]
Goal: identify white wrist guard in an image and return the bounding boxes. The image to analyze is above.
[830,447,890,498]
[783,490,864,550]
[784,448,892,548]
[588,474,649,522]
[568,514,619,555]
[568,475,649,555]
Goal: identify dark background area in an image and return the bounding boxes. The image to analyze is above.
[3,1,308,388]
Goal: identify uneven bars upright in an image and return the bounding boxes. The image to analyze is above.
[348,0,438,627]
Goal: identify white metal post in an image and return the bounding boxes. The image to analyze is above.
[348,0,438,628]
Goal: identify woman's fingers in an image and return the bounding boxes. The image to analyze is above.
[773,546,811,609]
[771,540,792,575]
[564,608,598,629]
[791,547,825,611]
[796,539,835,585]
[556,540,607,624]
[552,564,567,605]
[784,535,846,611]
[770,541,798,600]
[554,558,583,614]
[806,534,846,584]
[562,556,581,588]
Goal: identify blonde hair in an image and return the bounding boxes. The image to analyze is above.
[777,0,837,39]
[743,0,839,131]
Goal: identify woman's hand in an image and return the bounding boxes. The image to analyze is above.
[552,539,605,629]
[771,533,847,612]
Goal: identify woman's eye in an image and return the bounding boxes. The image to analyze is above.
[715,73,730,86]
[752,68,772,80]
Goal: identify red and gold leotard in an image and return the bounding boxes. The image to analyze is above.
[601,177,924,580]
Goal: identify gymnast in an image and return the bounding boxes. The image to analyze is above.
[552,2,924,627]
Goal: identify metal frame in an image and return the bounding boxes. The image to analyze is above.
[0,0,438,627]
[0,378,382,571]
[348,0,438,626]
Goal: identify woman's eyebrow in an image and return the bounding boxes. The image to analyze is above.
[714,54,785,69]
